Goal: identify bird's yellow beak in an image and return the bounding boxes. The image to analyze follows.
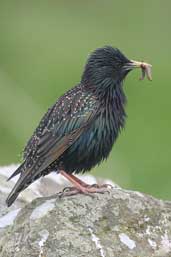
[130,60,152,81]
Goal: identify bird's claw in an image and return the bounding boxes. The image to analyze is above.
[62,186,76,192]
[58,187,80,198]
[87,183,113,189]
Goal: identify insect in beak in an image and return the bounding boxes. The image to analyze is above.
[130,60,152,81]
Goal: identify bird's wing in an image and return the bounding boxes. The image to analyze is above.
[11,85,97,181]
[6,85,98,206]
[23,84,96,159]
[6,96,97,207]
[32,109,96,174]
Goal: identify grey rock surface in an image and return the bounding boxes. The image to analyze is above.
[0,186,171,257]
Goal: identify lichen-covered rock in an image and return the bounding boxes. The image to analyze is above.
[0,188,171,257]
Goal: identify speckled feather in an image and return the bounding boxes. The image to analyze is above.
[6,46,131,206]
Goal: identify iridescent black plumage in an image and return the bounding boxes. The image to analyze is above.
[6,46,148,206]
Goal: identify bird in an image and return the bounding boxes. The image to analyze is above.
[6,46,152,207]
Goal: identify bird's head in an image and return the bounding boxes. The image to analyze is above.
[81,46,152,89]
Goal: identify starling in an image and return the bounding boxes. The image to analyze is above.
[6,46,152,206]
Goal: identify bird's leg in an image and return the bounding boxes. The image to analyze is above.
[60,171,90,187]
[59,170,90,194]
[59,170,112,197]
[67,173,113,189]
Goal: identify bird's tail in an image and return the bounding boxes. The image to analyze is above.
[7,162,25,181]
[6,174,31,207]
[6,190,20,207]
[6,163,32,207]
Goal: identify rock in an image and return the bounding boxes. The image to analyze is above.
[0,186,171,257]
[0,164,119,249]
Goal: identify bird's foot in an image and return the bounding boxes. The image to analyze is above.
[58,170,112,198]
[82,183,112,194]
[86,183,113,189]
[58,187,83,197]
[58,183,112,198]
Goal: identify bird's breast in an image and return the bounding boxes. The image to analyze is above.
[60,86,127,173]
[88,107,124,159]
[61,105,126,174]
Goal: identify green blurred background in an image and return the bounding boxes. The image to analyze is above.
[0,1,170,199]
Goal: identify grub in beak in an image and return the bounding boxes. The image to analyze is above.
[130,60,152,81]
[139,62,152,81]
